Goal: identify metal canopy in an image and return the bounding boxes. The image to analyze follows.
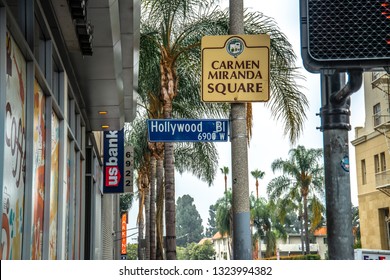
[47,0,139,131]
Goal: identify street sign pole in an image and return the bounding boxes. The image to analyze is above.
[320,71,362,259]
[229,0,252,260]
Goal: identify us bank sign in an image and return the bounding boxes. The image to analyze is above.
[201,34,270,102]
[103,129,124,193]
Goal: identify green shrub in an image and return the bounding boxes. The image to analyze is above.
[263,254,321,260]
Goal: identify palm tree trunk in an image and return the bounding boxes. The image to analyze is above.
[161,57,177,260]
[164,141,176,259]
[138,192,144,260]
[156,158,164,259]
[299,205,305,255]
[303,195,310,255]
[149,156,157,260]
[227,238,232,260]
[145,187,150,259]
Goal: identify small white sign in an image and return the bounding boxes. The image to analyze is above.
[124,145,134,193]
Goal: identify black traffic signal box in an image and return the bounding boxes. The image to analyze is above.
[300,0,390,73]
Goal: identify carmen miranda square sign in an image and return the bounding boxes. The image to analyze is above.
[201,34,270,102]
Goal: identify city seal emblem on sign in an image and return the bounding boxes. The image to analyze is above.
[226,37,244,58]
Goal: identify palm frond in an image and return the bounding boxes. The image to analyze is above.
[174,141,219,186]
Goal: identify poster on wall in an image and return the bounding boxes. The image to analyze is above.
[65,139,71,260]
[78,156,82,259]
[103,129,124,193]
[49,113,60,259]
[70,144,76,259]
[1,31,26,260]
[32,79,46,260]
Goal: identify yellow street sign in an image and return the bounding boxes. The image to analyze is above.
[201,34,270,102]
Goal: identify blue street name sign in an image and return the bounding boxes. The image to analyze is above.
[147,119,229,142]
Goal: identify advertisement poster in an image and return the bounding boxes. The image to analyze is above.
[78,156,83,259]
[71,147,76,259]
[32,79,46,259]
[66,142,76,259]
[49,113,60,259]
[1,31,26,260]
[65,139,71,259]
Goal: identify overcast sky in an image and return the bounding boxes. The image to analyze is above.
[128,0,365,235]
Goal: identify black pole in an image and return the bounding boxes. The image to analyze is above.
[319,71,362,259]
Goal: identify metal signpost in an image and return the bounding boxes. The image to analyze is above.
[147,119,229,142]
[200,0,271,260]
[300,0,390,259]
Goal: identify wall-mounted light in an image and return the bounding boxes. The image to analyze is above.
[98,111,108,115]
[101,125,110,129]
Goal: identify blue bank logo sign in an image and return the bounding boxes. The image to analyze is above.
[147,119,229,142]
[103,129,124,193]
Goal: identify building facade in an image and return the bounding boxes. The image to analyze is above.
[352,72,390,250]
[0,0,139,259]
[212,232,231,260]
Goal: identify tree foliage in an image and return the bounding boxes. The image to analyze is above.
[176,195,204,246]
[178,241,215,260]
[215,190,233,258]
[352,205,361,248]
[251,169,265,198]
[267,145,324,254]
[215,190,232,236]
[205,204,218,238]
[138,0,309,259]
[250,196,277,258]
[126,243,138,260]
[120,193,134,213]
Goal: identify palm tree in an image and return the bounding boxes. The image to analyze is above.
[215,190,233,259]
[126,115,148,260]
[220,166,229,193]
[267,145,324,255]
[351,205,361,248]
[137,193,144,260]
[120,193,134,213]
[250,196,277,258]
[251,169,265,199]
[141,0,231,259]
[140,0,308,259]
[138,22,227,259]
[271,194,305,254]
[129,114,222,259]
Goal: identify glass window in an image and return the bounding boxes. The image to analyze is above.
[375,154,380,173]
[373,103,381,127]
[52,59,60,101]
[372,72,381,81]
[34,16,47,72]
[380,152,386,172]
[361,159,367,185]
